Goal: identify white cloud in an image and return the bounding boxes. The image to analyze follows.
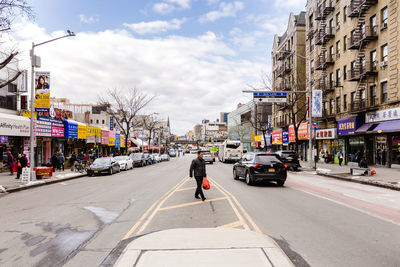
[152,0,191,14]
[123,18,186,35]
[199,1,244,23]
[8,21,266,135]
[79,14,99,24]
[274,0,305,10]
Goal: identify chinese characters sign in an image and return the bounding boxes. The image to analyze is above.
[338,116,363,135]
[366,107,400,123]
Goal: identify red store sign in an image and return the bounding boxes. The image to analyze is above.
[316,128,337,140]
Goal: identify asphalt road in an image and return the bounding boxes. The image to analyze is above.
[0,154,399,267]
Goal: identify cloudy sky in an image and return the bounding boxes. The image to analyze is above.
[7,0,305,135]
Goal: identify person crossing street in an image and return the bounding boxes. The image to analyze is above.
[189,151,207,201]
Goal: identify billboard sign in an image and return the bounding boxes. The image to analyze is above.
[312,90,322,117]
[35,71,50,112]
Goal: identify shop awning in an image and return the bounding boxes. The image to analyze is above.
[374,120,400,133]
[130,138,148,147]
[355,122,377,133]
[355,120,400,134]
[0,113,30,136]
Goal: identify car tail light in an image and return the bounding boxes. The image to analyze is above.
[284,164,287,168]
[253,164,263,168]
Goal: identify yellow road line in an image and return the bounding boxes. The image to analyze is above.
[136,177,190,235]
[122,177,189,240]
[210,177,262,233]
[209,178,250,230]
[159,197,228,211]
[176,186,197,192]
[217,220,243,229]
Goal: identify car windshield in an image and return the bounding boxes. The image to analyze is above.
[114,156,127,160]
[255,155,282,165]
[93,158,111,164]
[281,152,296,158]
[226,143,239,149]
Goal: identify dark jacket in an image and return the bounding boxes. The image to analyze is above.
[190,157,207,178]
[19,156,28,168]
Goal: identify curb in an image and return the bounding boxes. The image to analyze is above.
[303,168,400,191]
[1,173,87,194]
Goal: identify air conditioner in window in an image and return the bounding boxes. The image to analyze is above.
[380,23,387,31]
[380,61,388,69]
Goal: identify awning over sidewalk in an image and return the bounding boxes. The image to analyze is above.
[0,113,30,136]
[355,120,400,134]
[130,138,148,148]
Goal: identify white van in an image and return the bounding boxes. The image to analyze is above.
[218,140,243,163]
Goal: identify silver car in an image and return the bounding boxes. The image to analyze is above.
[202,152,214,164]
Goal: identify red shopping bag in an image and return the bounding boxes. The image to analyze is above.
[202,177,210,190]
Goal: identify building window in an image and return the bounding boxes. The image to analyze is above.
[310,37,314,52]
[323,101,328,114]
[336,41,341,57]
[370,85,376,106]
[351,92,355,104]
[343,65,347,80]
[360,89,366,107]
[381,81,388,103]
[309,14,313,29]
[343,6,347,22]
[330,99,334,114]
[336,96,341,113]
[329,19,334,33]
[102,119,105,124]
[96,119,99,124]
[381,44,388,62]
[90,119,93,123]
[381,6,388,25]
[336,13,341,28]
[336,69,341,86]
[311,60,314,74]
[371,50,377,70]
[370,15,377,34]
[344,94,347,110]
[343,35,347,51]
[329,72,334,88]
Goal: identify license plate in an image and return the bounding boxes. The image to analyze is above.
[268,168,275,172]
[94,171,99,173]
[287,159,292,161]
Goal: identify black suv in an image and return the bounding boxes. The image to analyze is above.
[233,152,287,186]
[275,151,300,171]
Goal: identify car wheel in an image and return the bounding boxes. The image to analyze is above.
[277,180,285,186]
[245,171,253,186]
[109,168,113,175]
[233,169,239,180]
[293,167,298,172]
[118,167,121,173]
[210,161,213,164]
[141,162,144,167]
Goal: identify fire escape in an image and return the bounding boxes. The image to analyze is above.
[315,0,335,118]
[347,0,378,112]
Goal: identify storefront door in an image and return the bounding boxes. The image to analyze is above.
[376,136,387,166]
[392,136,400,167]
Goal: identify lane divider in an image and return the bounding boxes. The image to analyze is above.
[209,177,262,233]
[159,197,228,211]
[217,220,243,229]
[122,176,189,240]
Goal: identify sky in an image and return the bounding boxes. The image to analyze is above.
[5,0,305,135]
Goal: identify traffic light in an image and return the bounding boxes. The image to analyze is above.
[20,95,27,110]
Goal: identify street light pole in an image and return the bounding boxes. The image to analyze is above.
[28,31,75,182]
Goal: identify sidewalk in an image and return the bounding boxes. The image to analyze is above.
[299,160,400,191]
[0,168,87,194]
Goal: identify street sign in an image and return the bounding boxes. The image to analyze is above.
[253,92,287,103]
[312,121,318,128]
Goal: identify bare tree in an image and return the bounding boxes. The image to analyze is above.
[230,118,247,143]
[243,103,272,151]
[142,114,160,149]
[247,71,273,91]
[98,88,155,148]
[0,0,34,87]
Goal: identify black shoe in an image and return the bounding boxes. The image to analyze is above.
[202,197,206,201]
[195,195,200,199]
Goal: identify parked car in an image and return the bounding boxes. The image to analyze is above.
[130,153,147,167]
[275,150,300,171]
[149,154,157,164]
[233,152,287,186]
[143,152,153,165]
[154,154,162,163]
[169,149,177,157]
[114,155,133,171]
[202,151,215,164]
[87,157,121,176]
[160,154,170,161]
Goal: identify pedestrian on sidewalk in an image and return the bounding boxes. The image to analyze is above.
[71,152,77,171]
[189,151,207,201]
[337,150,344,166]
[57,152,65,171]
[16,154,27,179]
[51,154,59,172]
[6,151,15,175]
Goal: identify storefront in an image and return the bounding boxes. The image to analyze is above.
[297,122,309,161]
[356,107,400,168]
[316,128,340,163]
[271,131,282,151]
[337,115,364,164]
[64,120,78,156]
[0,113,30,164]
[101,129,109,155]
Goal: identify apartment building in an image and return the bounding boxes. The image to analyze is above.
[306,0,400,167]
[271,12,307,153]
